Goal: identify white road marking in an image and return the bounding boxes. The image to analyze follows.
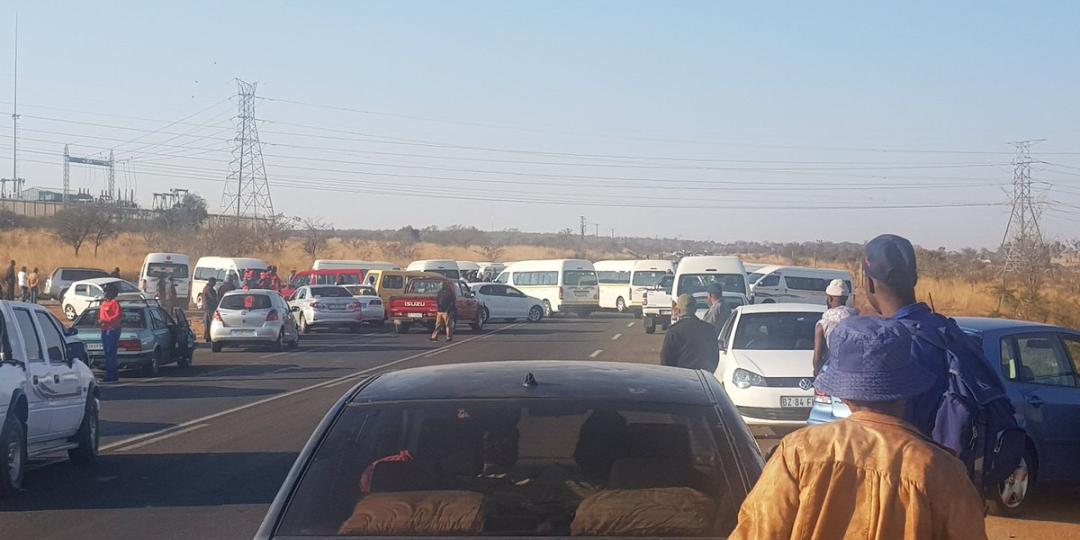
[108,376,162,388]
[611,333,622,341]
[259,351,291,359]
[589,349,603,358]
[424,348,449,358]
[110,424,209,452]
[98,323,524,453]
[627,322,635,328]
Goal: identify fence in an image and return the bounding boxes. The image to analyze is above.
[0,197,262,226]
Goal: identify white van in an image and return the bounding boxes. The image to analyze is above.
[191,256,269,308]
[476,262,506,282]
[405,260,461,280]
[495,259,599,316]
[311,260,401,271]
[594,259,675,313]
[749,265,855,306]
[673,256,751,303]
[139,253,191,300]
[456,261,482,281]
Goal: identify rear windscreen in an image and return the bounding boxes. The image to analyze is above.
[406,279,446,295]
[219,294,272,310]
[146,262,189,279]
[62,269,109,281]
[311,286,353,298]
[563,270,598,286]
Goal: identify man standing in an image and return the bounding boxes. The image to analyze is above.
[165,278,178,313]
[728,316,987,540]
[217,274,237,298]
[431,283,456,343]
[99,283,123,383]
[17,266,28,301]
[4,260,16,300]
[27,267,40,304]
[660,294,720,371]
[701,282,732,334]
[201,277,220,343]
[287,269,297,288]
[812,279,858,375]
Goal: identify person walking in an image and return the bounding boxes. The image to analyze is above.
[5,260,16,300]
[430,283,456,342]
[701,282,732,334]
[201,277,220,343]
[27,267,40,304]
[99,283,123,383]
[17,266,28,302]
[812,278,858,375]
[660,294,721,371]
[728,316,988,540]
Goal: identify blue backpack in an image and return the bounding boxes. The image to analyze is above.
[903,317,1026,494]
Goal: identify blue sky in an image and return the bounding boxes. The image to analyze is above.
[1,1,1078,248]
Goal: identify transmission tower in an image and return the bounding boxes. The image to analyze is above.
[998,139,1049,300]
[221,79,274,220]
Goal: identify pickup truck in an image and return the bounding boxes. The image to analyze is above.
[0,300,98,496]
[387,278,483,334]
[641,275,674,334]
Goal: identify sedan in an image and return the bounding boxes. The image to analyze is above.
[341,284,386,325]
[715,303,826,428]
[71,299,195,375]
[467,282,545,323]
[210,289,300,352]
[61,277,147,320]
[288,285,364,333]
[255,361,763,539]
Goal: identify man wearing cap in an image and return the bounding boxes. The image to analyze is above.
[728,317,987,540]
[660,294,720,371]
[701,282,732,334]
[812,279,859,375]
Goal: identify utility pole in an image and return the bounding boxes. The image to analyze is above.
[579,216,586,239]
[998,139,1048,310]
[2,14,24,199]
[594,223,599,237]
[221,79,274,222]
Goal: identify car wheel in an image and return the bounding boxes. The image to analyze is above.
[471,311,484,331]
[274,330,286,352]
[0,415,26,497]
[528,305,544,322]
[194,294,204,310]
[989,449,1035,517]
[68,397,99,464]
[616,297,626,313]
[480,307,490,324]
[211,341,222,353]
[63,304,77,321]
[644,316,657,334]
[394,321,410,334]
[542,300,552,317]
[144,349,161,376]
[299,314,310,335]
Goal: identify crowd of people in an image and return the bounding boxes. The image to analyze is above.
[1,260,42,304]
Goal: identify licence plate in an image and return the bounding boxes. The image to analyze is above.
[407,313,424,318]
[781,397,814,408]
[231,329,256,336]
[573,289,590,297]
[85,343,103,351]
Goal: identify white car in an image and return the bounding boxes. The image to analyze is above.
[714,303,826,428]
[43,267,110,300]
[467,282,545,323]
[210,290,300,352]
[341,284,386,325]
[288,285,364,334]
[61,278,147,320]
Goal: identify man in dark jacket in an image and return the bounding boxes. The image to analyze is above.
[661,294,720,371]
[431,283,457,343]
[201,277,220,343]
[4,260,15,301]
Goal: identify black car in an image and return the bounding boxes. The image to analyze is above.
[256,361,764,539]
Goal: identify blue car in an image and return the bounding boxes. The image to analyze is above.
[810,316,1080,516]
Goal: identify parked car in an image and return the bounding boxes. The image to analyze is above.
[282,269,367,299]
[288,286,364,334]
[254,361,764,539]
[714,303,826,428]
[810,316,1080,516]
[71,299,195,374]
[387,277,483,334]
[467,282,545,323]
[495,259,599,317]
[43,267,109,300]
[0,300,98,496]
[341,284,386,324]
[61,278,147,321]
[641,274,674,334]
[362,270,441,306]
[211,289,300,352]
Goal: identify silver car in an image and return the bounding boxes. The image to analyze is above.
[288,285,364,333]
[210,289,300,352]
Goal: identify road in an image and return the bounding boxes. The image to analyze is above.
[0,313,1076,539]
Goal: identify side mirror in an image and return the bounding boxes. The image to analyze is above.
[64,326,79,337]
[66,341,88,366]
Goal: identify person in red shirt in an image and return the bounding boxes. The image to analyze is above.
[98,283,123,382]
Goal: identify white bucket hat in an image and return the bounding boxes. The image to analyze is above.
[825,279,849,297]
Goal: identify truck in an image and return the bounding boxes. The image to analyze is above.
[387,278,484,334]
[0,300,99,496]
[641,274,674,334]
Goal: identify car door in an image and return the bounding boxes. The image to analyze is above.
[34,310,83,436]
[171,307,194,359]
[503,286,531,319]
[476,285,501,318]
[147,308,172,356]
[276,295,298,340]
[69,284,91,314]
[1006,332,1080,483]
[456,282,478,321]
[9,306,53,440]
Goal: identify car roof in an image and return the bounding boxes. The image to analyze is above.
[352,361,715,405]
[222,288,277,295]
[72,277,128,286]
[737,302,827,314]
[954,316,1066,334]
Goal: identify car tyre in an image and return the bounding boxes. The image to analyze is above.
[615,297,627,313]
[542,300,552,317]
[527,305,544,322]
[471,311,484,331]
[144,349,161,376]
[211,341,222,353]
[68,397,99,464]
[0,415,26,497]
[644,316,657,334]
[274,330,286,352]
[394,321,410,334]
[299,314,310,335]
[194,294,204,310]
[63,304,78,321]
[989,448,1035,517]
[479,307,490,324]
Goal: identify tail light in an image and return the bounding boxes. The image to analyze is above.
[348,302,361,312]
[310,302,321,310]
[559,287,565,300]
[265,309,279,322]
[213,310,222,322]
[118,338,142,352]
[814,390,832,404]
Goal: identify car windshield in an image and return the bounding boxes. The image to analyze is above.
[747,273,764,285]
[219,294,273,310]
[75,308,146,329]
[407,279,447,295]
[563,270,598,286]
[146,262,189,279]
[275,399,739,537]
[631,271,669,287]
[312,286,352,298]
[733,312,820,350]
[105,281,141,294]
[678,273,746,295]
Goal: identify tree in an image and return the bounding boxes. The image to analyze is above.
[261,213,296,253]
[53,204,110,256]
[90,209,120,256]
[395,226,421,245]
[159,193,209,229]
[300,217,332,259]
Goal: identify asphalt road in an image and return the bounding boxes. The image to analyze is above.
[0,313,1075,539]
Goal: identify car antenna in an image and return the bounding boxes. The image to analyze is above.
[522,372,538,388]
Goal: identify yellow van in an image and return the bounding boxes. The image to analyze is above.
[364,270,441,305]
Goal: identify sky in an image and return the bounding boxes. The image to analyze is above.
[1,1,1078,249]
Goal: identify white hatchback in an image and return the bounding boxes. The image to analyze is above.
[467,282,545,323]
[60,278,147,320]
[714,303,826,427]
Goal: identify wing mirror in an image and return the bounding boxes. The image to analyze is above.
[64,326,79,337]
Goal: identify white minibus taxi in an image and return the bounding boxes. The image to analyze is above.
[594,259,674,313]
[405,260,461,279]
[495,259,599,316]
[139,253,191,300]
[456,261,482,281]
[312,260,401,271]
[673,256,751,303]
[191,256,268,308]
[748,265,855,306]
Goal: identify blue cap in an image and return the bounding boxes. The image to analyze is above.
[864,234,918,289]
[814,316,934,402]
[706,282,725,297]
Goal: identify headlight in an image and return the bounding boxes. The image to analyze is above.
[732,368,766,389]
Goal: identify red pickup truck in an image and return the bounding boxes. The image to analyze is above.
[387,277,483,334]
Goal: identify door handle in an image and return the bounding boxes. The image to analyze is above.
[53,375,60,384]
[1026,395,1045,408]
[32,375,39,385]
